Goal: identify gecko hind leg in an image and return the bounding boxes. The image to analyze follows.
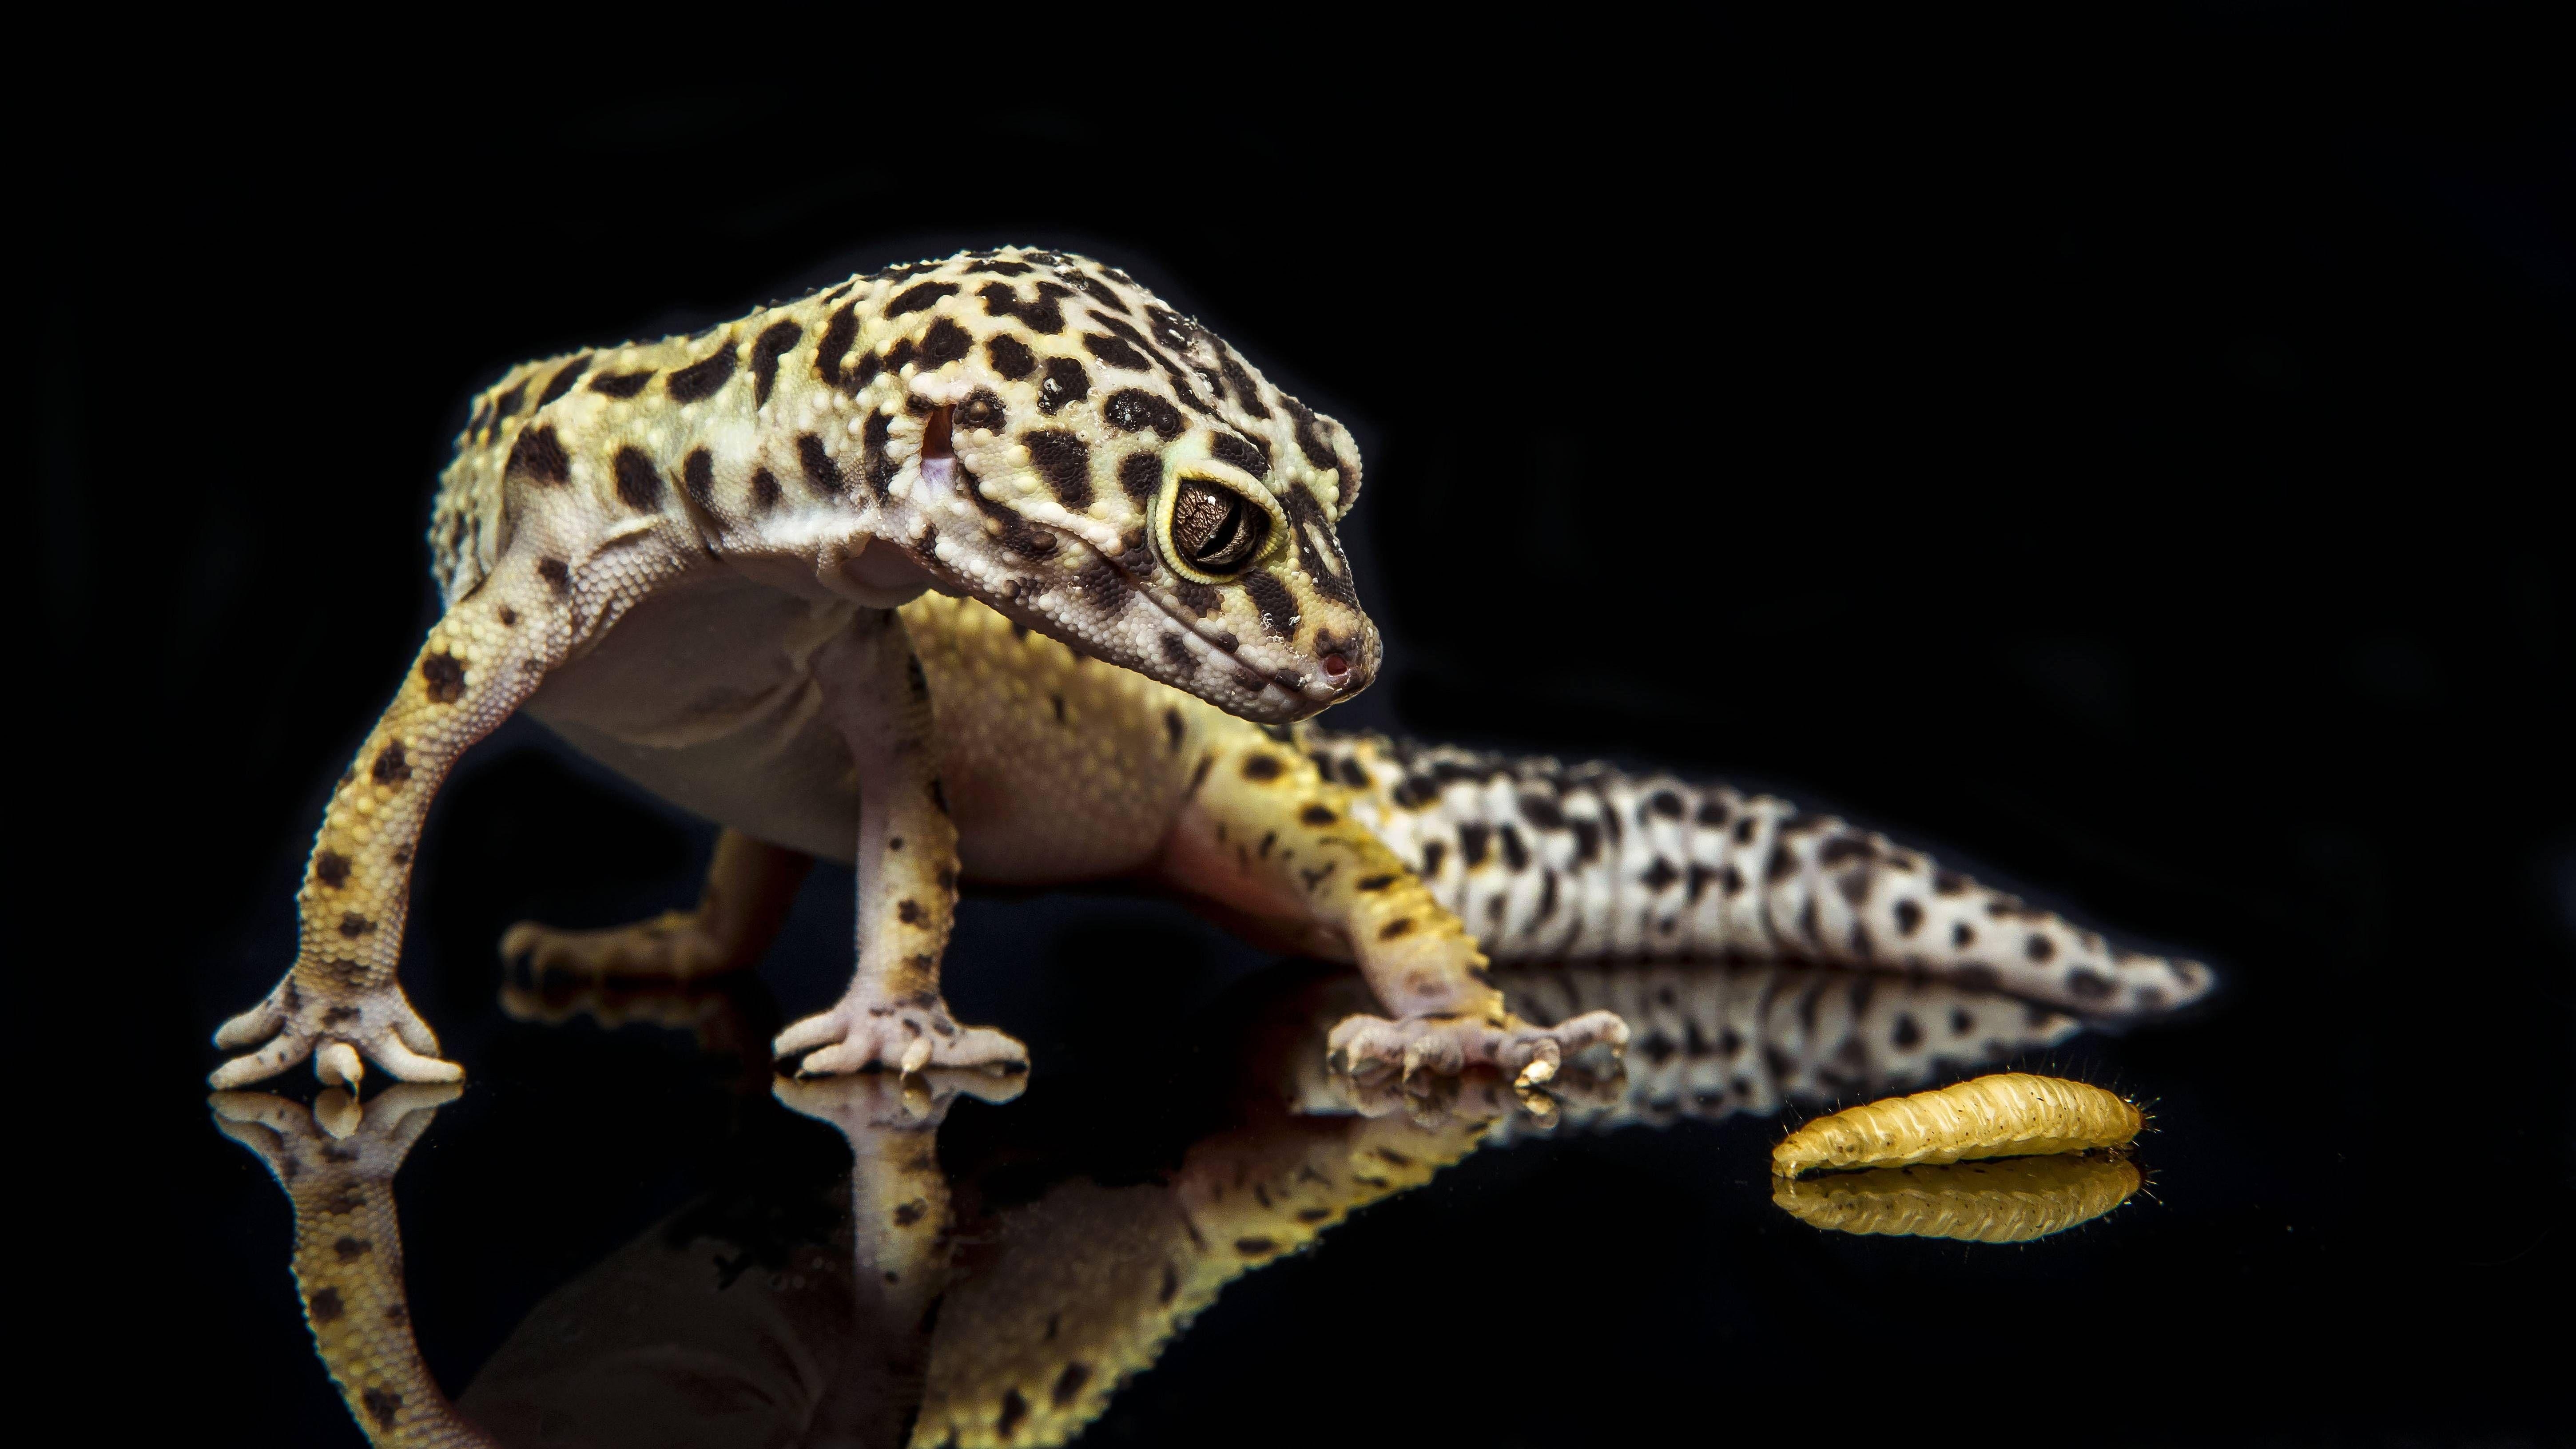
[499,828,811,981]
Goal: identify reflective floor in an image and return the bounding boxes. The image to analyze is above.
[155,731,2569,1447]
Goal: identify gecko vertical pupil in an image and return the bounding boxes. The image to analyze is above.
[1173,478,1266,572]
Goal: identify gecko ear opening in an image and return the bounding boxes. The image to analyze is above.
[922,405,954,461]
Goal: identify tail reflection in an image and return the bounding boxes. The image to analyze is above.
[218,956,2109,1447]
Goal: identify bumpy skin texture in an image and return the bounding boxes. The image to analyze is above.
[215,247,1385,1090]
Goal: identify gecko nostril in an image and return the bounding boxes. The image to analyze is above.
[1322,653,1350,682]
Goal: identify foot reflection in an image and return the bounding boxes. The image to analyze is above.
[217,955,2123,1447]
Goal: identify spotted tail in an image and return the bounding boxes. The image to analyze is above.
[1297,730,2211,1015]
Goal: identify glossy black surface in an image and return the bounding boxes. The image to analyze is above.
[40,13,2570,1446]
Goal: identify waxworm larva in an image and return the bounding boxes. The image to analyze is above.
[1773,1154,2142,1243]
[1771,1072,2142,1179]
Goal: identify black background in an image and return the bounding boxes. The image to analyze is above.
[34,9,2571,1446]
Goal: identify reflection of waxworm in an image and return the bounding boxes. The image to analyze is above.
[1772,1072,2142,1179]
[1774,1155,2142,1243]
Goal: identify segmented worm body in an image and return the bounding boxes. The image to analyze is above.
[1773,1155,2142,1243]
[1771,1072,2141,1179]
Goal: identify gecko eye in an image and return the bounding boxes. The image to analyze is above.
[1171,478,1268,572]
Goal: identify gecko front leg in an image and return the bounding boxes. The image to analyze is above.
[774,608,1028,1078]
[1154,726,1628,1089]
[213,549,599,1089]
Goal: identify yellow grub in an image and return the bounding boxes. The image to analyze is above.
[1771,1072,2142,1179]
[1773,1155,2142,1243]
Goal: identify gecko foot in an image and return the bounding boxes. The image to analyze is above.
[774,996,1029,1079]
[1327,1009,1630,1091]
[500,909,742,981]
[211,977,462,1090]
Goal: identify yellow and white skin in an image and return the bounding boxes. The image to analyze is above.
[213,246,1622,1092]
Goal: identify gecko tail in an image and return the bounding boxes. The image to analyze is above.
[1296,729,2212,1016]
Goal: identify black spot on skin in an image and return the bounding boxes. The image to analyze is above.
[978,279,1069,334]
[956,388,1007,434]
[1720,864,1745,895]
[919,316,971,367]
[486,381,526,435]
[332,1235,372,1261]
[751,468,780,509]
[1337,758,1369,789]
[1953,922,1977,947]
[1648,790,1686,819]
[1420,840,1447,876]
[1102,387,1185,438]
[361,1388,402,1430]
[1117,451,1164,506]
[1766,842,1798,881]
[1160,1263,1181,1304]
[1053,1363,1091,1409]
[1022,430,1092,506]
[814,304,858,388]
[1895,899,1924,935]
[1172,579,1219,616]
[1933,869,1969,895]
[537,355,591,406]
[371,741,411,786]
[2068,968,2115,1000]
[1280,395,1338,468]
[1082,330,1149,371]
[1500,825,1530,871]
[1208,431,1267,475]
[1278,484,1356,603]
[1734,816,1761,844]
[1686,863,1717,901]
[420,652,465,703]
[986,333,1037,379]
[1520,794,1565,829]
[798,433,844,494]
[886,280,960,316]
[666,342,737,401]
[314,851,349,888]
[862,412,895,496]
[1695,797,1733,828]
[537,556,570,593]
[998,1389,1028,1440]
[1642,857,1679,892]
[892,1199,926,1226]
[504,424,569,484]
[1300,804,1337,826]
[1241,572,1300,638]
[751,321,802,405]
[1159,633,1196,673]
[680,448,717,510]
[1569,818,1602,861]
[1459,822,1492,868]
[339,912,374,937]
[1241,754,1284,781]
[1217,349,1271,417]
[1378,917,1414,940]
[897,899,925,925]
[1039,355,1089,414]
[611,446,664,510]
[1356,874,1397,891]
[309,1288,348,1329]
[589,369,653,397]
[2027,933,2057,962]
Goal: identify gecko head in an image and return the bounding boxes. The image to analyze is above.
[856,247,1378,724]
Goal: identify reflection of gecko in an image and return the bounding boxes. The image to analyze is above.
[216,959,2080,1448]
